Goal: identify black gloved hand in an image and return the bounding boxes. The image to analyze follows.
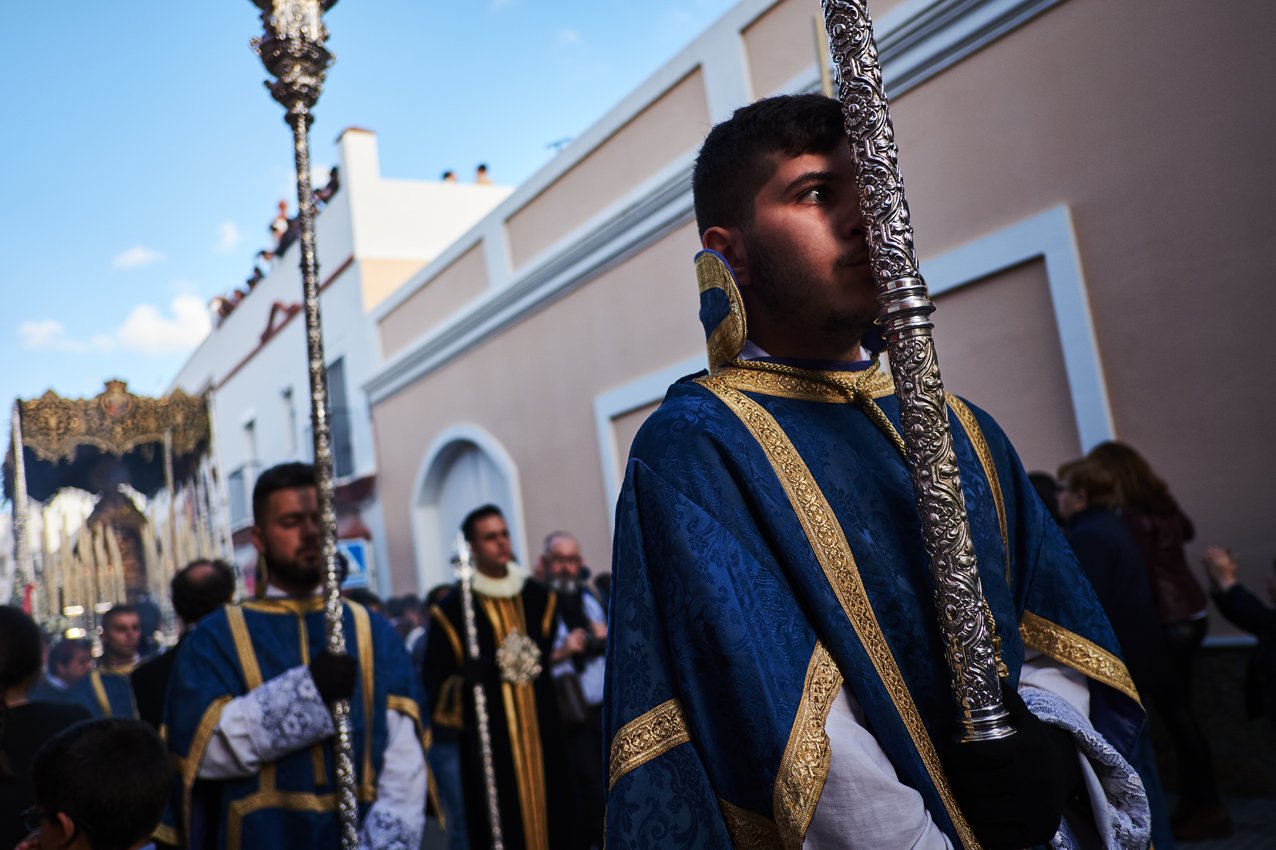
[942,684,1082,850]
[309,652,357,703]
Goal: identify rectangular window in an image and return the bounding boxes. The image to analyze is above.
[326,358,355,479]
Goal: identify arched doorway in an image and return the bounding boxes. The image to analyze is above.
[411,426,525,593]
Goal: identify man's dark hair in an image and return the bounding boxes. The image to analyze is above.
[171,558,236,625]
[100,605,138,631]
[32,718,171,850]
[461,504,504,543]
[252,462,316,525]
[48,638,91,674]
[692,94,847,237]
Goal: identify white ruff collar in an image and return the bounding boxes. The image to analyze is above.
[472,561,528,599]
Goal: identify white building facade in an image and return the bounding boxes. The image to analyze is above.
[170,128,510,594]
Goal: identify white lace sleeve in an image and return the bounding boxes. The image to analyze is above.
[358,709,427,850]
[198,665,335,780]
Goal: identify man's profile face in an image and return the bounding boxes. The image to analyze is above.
[253,486,323,592]
[102,613,141,660]
[56,648,93,685]
[470,515,513,574]
[734,145,877,356]
[547,536,583,582]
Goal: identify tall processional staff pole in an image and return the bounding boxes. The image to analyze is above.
[247,2,360,846]
[820,0,1016,743]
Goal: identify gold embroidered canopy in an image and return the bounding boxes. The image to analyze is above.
[4,380,211,502]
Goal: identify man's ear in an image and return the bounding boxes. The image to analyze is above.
[53,811,77,846]
[702,227,750,288]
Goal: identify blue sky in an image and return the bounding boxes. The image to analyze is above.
[0,0,736,413]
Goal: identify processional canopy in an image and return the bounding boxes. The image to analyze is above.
[4,379,211,502]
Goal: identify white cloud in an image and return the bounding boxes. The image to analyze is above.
[110,244,165,270]
[18,295,210,357]
[556,28,581,47]
[116,295,211,355]
[215,220,243,254]
[18,320,87,353]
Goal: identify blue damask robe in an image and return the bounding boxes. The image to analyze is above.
[604,360,1147,849]
[68,667,137,719]
[161,597,427,849]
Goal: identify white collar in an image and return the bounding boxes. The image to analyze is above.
[472,561,528,599]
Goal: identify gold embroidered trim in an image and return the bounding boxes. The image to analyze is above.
[773,643,843,848]
[711,362,895,403]
[429,604,465,666]
[241,596,325,615]
[608,698,691,790]
[719,797,782,850]
[181,696,233,843]
[350,601,377,801]
[152,822,179,846]
[946,396,1009,581]
[1020,611,1141,706]
[542,591,558,640]
[90,671,112,717]
[698,376,980,850]
[225,606,264,689]
[432,674,465,729]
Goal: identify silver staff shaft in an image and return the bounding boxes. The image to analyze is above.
[10,403,32,611]
[455,534,505,850]
[821,0,1014,742]
[250,2,359,845]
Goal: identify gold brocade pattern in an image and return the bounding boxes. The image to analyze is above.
[696,251,748,370]
[432,675,465,730]
[773,643,842,849]
[541,592,558,640]
[719,797,783,849]
[478,595,550,850]
[714,361,895,403]
[698,375,981,850]
[16,379,210,463]
[350,601,377,801]
[429,603,465,665]
[946,396,1009,579]
[608,698,691,790]
[1020,611,1141,705]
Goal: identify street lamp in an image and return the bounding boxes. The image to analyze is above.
[248,3,359,847]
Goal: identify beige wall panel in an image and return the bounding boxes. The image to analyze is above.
[931,261,1080,473]
[611,402,662,486]
[505,70,710,269]
[360,258,427,313]
[377,244,487,360]
[373,222,704,591]
[888,0,1276,590]
[743,0,906,98]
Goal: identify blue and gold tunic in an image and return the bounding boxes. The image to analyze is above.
[161,597,426,850]
[603,360,1146,849]
[68,666,138,719]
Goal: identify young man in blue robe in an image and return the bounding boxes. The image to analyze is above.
[604,94,1154,850]
[161,463,428,849]
[68,605,141,719]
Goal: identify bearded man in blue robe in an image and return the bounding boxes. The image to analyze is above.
[604,94,1155,850]
[161,463,428,849]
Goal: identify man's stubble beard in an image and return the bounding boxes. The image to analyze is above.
[264,548,323,592]
[745,231,878,354]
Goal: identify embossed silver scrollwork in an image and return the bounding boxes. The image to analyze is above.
[822,0,1012,740]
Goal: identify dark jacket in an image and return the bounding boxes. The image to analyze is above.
[1212,584,1276,725]
[1067,507,1175,703]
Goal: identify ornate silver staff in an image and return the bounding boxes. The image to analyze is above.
[9,403,32,611]
[454,533,505,850]
[248,2,360,845]
[821,0,1014,742]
